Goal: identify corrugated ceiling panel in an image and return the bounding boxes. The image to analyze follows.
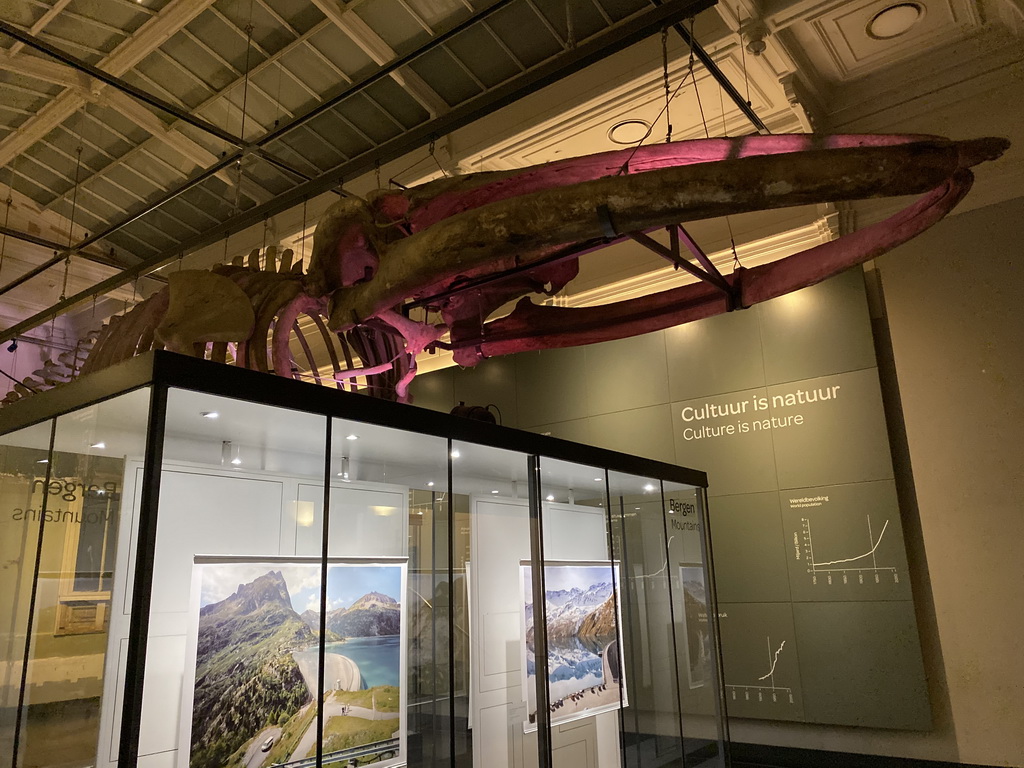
[161,194,220,229]
[36,30,104,65]
[405,0,474,29]
[87,102,152,148]
[594,0,651,22]
[43,15,126,61]
[123,149,189,192]
[408,48,482,106]
[362,78,430,129]
[17,152,70,200]
[444,24,524,87]
[102,161,162,198]
[10,170,51,207]
[354,0,433,53]
[185,10,262,75]
[269,128,347,174]
[277,44,346,98]
[307,23,378,81]
[486,3,566,68]
[249,63,309,118]
[68,0,153,36]
[133,51,215,111]
[160,29,236,93]
[0,1,46,28]
[334,92,406,145]
[212,0,295,57]
[264,0,323,35]
[304,111,375,159]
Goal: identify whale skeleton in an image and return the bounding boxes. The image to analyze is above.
[3,133,1009,406]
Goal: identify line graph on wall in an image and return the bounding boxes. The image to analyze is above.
[781,483,913,603]
[718,604,804,721]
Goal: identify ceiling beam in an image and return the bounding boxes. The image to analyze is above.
[309,0,449,117]
[0,0,220,168]
[0,48,89,90]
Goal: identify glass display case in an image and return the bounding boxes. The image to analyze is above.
[0,351,727,768]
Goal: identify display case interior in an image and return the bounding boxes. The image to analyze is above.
[0,351,725,768]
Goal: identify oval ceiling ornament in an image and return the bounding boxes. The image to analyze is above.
[867,3,925,40]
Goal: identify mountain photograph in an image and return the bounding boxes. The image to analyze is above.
[190,568,316,768]
[325,590,401,637]
[521,563,627,728]
[186,561,406,768]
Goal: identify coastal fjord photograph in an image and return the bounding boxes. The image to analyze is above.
[186,559,405,768]
[521,561,627,729]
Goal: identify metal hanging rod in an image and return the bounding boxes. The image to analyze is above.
[652,0,771,135]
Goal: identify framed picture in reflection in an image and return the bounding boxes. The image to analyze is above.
[679,563,711,689]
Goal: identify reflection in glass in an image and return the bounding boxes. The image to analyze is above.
[0,421,53,766]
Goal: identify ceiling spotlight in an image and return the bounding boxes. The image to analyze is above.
[7,340,17,353]
[546,494,555,501]
[644,483,656,492]
[201,411,219,419]
[608,119,652,146]
[346,434,359,441]
[90,441,106,449]
[427,481,435,487]
[867,3,923,39]
[450,448,460,459]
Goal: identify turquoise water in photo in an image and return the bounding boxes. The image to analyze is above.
[324,636,401,688]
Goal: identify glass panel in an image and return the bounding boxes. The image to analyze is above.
[454,439,531,768]
[664,481,726,767]
[326,417,448,767]
[607,471,684,768]
[12,388,151,768]
[129,389,327,768]
[537,459,625,768]
[0,420,53,768]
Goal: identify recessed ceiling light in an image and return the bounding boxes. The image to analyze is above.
[450,448,460,459]
[427,481,435,487]
[201,411,218,419]
[867,3,923,40]
[608,119,652,146]
[593,477,602,482]
[90,442,106,449]
[231,456,242,466]
[546,494,555,501]
[36,459,48,464]
[346,434,359,440]
[491,489,499,494]
[644,483,656,492]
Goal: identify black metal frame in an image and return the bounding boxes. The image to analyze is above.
[0,350,710,768]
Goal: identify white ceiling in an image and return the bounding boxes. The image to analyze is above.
[0,0,1021,388]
